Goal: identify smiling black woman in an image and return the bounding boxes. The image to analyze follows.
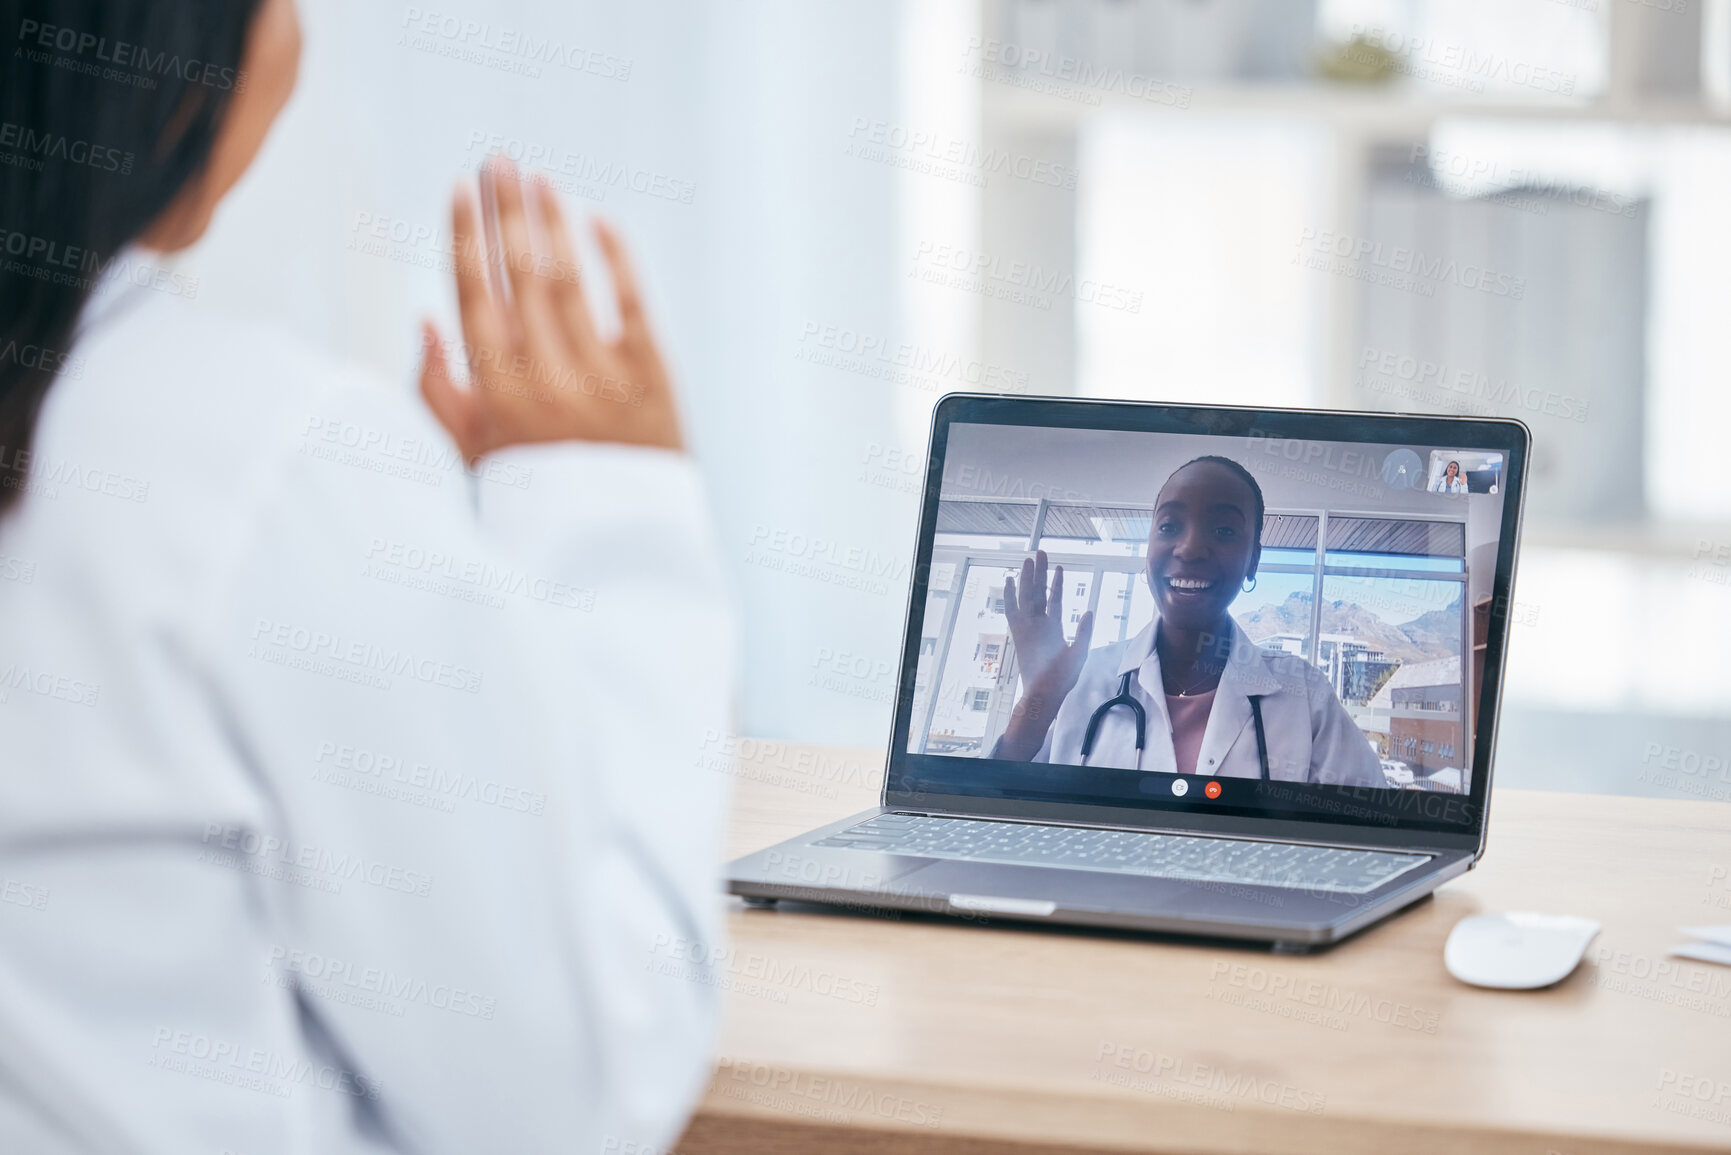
[991,455,1384,786]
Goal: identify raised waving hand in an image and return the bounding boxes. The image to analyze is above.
[993,550,1094,761]
[419,157,683,458]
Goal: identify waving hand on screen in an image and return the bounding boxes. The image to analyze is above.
[994,550,1095,761]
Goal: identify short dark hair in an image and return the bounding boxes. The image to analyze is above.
[1165,455,1266,554]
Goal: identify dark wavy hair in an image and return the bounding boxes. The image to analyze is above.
[1169,454,1266,554]
[0,0,262,515]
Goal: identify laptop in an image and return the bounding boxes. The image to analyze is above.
[726,395,1529,951]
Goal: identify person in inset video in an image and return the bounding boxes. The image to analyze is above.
[990,457,1384,785]
[1429,459,1468,494]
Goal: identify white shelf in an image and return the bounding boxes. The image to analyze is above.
[983,80,1731,134]
[1522,521,1731,560]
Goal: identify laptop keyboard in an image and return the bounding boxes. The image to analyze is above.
[811,814,1430,895]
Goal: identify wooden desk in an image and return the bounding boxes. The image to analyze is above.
[677,742,1731,1155]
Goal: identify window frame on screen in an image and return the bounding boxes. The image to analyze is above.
[911,501,1474,788]
[881,393,1531,858]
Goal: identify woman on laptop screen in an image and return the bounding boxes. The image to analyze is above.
[990,456,1384,786]
[1430,459,1469,494]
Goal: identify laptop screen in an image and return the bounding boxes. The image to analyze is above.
[888,398,1527,838]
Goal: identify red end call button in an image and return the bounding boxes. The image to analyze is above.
[1204,780,1222,799]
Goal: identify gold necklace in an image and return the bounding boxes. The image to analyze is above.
[1168,660,1223,698]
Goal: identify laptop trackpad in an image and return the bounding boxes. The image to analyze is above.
[897,861,1180,916]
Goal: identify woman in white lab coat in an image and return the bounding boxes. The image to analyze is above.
[990,457,1383,786]
[0,2,731,1153]
[1429,459,1469,494]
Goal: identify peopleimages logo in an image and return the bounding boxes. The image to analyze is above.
[744,525,910,597]
[363,537,594,612]
[910,240,1145,313]
[265,945,497,1020]
[313,740,548,816]
[0,121,133,173]
[797,321,1031,393]
[1093,1043,1328,1114]
[247,617,484,695]
[845,117,1078,190]
[0,228,99,274]
[0,663,100,708]
[0,338,84,379]
[959,36,1191,109]
[0,442,149,504]
[1294,228,1525,299]
[200,823,434,899]
[1357,345,1590,423]
[148,1027,380,1100]
[647,934,882,1007]
[0,877,49,911]
[15,19,247,92]
[463,131,694,204]
[398,8,632,80]
[1408,144,1638,219]
[715,1058,944,1129]
[1347,23,1576,96]
[0,234,198,299]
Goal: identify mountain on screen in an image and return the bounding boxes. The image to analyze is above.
[1239,592,1462,665]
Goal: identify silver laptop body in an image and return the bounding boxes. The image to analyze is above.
[727,395,1529,951]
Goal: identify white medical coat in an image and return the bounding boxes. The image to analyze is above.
[0,263,735,1154]
[1034,620,1385,786]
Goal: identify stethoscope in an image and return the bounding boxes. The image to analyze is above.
[1079,671,1271,780]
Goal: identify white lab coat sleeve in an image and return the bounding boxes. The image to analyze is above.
[475,438,738,1149]
[1306,677,1384,787]
[203,380,735,1155]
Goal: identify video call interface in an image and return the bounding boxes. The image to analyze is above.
[900,422,1511,819]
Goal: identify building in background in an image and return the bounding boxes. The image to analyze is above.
[1371,656,1465,787]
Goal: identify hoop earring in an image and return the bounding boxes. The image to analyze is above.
[1243,576,1257,592]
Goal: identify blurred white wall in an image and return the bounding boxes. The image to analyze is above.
[174,0,1731,790]
[190,0,920,745]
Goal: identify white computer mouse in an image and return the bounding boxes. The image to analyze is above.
[1444,912,1600,990]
